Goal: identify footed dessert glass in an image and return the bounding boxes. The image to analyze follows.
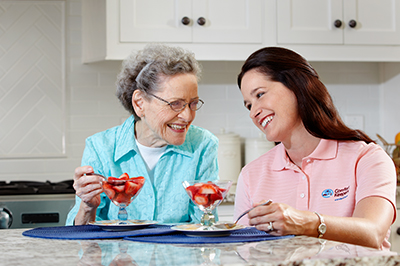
[102,174,145,223]
[182,180,232,228]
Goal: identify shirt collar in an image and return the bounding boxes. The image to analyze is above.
[308,139,338,160]
[114,115,194,162]
[272,139,338,171]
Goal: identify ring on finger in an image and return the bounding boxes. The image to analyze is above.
[267,221,274,231]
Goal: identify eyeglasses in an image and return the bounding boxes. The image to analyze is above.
[148,93,204,112]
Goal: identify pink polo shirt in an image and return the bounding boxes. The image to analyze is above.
[234,139,397,250]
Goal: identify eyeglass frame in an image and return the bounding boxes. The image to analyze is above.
[147,92,204,112]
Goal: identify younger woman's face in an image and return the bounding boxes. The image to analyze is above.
[240,69,303,144]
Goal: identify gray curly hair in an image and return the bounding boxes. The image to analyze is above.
[116,44,201,120]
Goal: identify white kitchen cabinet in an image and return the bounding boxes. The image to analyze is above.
[82,0,400,62]
[82,0,269,62]
[120,0,262,44]
[277,0,400,45]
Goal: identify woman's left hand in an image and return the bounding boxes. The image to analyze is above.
[247,202,317,236]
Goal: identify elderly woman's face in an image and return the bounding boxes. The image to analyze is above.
[240,69,302,144]
[140,73,199,147]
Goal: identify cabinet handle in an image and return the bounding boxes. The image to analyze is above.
[334,19,342,28]
[348,20,357,28]
[197,17,206,26]
[181,16,191,26]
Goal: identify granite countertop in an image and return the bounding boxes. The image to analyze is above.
[1,228,400,266]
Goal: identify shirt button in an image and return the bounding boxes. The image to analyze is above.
[300,193,305,198]
[306,159,311,163]
[302,175,306,180]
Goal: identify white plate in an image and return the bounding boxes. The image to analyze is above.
[90,219,157,231]
[171,223,246,237]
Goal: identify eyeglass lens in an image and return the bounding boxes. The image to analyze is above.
[170,99,203,111]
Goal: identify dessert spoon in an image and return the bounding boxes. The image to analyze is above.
[86,172,107,180]
[222,199,272,229]
[234,199,272,224]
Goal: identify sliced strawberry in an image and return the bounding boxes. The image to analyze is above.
[129,176,145,187]
[125,181,139,196]
[198,184,217,194]
[194,194,208,206]
[114,185,125,193]
[103,183,115,200]
[209,190,223,203]
[119,173,129,180]
[114,193,130,204]
[185,186,199,198]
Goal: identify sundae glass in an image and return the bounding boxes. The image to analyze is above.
[102,173,145,222]
[182,180,232,228]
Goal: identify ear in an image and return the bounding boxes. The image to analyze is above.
[132,90,145,118]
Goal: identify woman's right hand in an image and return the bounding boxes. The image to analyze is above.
[73,166,104,213]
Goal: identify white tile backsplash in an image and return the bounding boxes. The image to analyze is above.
[0,0,399,182]
[0,1,66,161]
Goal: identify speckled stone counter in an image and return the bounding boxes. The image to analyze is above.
[1,228,400,266]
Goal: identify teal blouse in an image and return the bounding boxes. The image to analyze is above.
[65,116,219,225]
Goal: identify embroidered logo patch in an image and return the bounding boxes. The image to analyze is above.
[321,189,333,198]
[322,186,350,201]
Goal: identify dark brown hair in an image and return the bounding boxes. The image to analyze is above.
[237,47,374,143]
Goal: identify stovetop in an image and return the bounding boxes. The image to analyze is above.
[0,180,75,195]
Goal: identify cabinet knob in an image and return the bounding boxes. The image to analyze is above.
[348,20,357,28]
[181,16,191,26]
[334,19,342,28]
[397,227,400,235]
[197,17,206,26]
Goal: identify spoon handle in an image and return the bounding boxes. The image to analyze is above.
[86,172,107,181]
[234,199,272,224]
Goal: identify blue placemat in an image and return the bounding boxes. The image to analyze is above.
[22,224,175,240]
[124,227,294,244]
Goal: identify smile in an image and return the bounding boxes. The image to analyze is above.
[261,115,274,128]
[169,124,186,130]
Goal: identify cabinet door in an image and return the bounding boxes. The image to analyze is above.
[277,0,343,44]
[119,0,192,43]
[192,0,262,44]
[344,0,400,45]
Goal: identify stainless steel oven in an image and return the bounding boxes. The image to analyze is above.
[0,180,75,229]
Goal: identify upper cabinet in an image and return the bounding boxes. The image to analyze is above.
[82,0,266,62]
[277,0,400,45]
[82,0,400,62]
[119,0,262,44]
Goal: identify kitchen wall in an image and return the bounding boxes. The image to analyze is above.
[0,0,399,182]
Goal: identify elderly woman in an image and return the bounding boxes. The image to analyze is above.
[66,44,218,226]
[234,46,396,250]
